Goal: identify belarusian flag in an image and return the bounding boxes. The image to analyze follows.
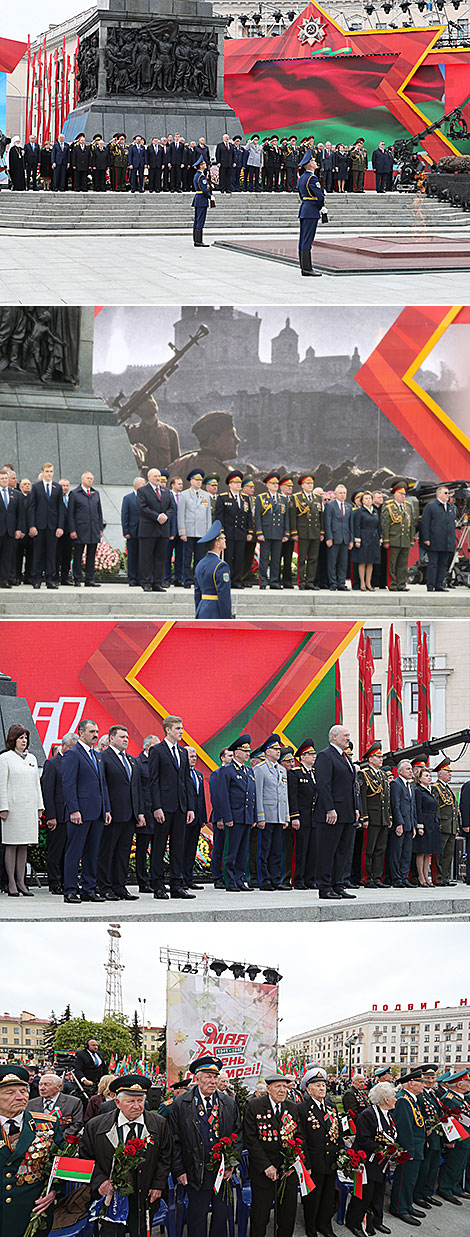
[51,1157,95,1183]
[214,1155,225,1194]
[294,1157,315,1196]
[443,1117,470,1142]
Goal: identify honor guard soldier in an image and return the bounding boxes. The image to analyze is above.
[170,1054,242,1237]
[297,151,324,277]
[253,734,290,891]
[381,481,416,592]
[358,742,391,888]
[431,759,460,887]
[203,474,220,518]
[290,474,324,590]
[390,1069,427,1223]
[194,520,232,619]
[244,1072,300,1237]
[215,470,254,589]
[254,473,290,590]
[192,156,213,247]
[437,1069,470,1203]
[287,740,317,890]
[0,1063,64,1237]
[297,1067,343,1237]
[414,1068,444,1207]
[215,734,257,890]
[80,1073,171,1237]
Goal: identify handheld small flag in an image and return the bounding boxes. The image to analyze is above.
[50,1157,95,1184]
[294,1157,315,1196]
[214,1155,225,1194]
[442,1117,470,1142]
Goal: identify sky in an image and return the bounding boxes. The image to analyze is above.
[2,0,85,41]
[1,921,467,1039]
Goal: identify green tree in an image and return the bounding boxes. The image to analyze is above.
[231,1077,251,1113]
[43,1010,60,1058]
[54,1015,132,1060]
[131,1011,142,1052]
[155,1026,166,1074]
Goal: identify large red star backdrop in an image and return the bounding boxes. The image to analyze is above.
[224,0,470,157]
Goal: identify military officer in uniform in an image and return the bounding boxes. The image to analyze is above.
[297,151,324,277]
[178,470,212,586]
[279,747,296,889]
[381,481,416,592]
[358,742,391,888]
[279,476,296,588]
[298,1066,343,1237]
[342,1076,370,1131]
[194,520,232,619]
[244,1072,300,1237]
[158,1078,191,1119]
[253,734,290,891]
[215,734,257,890]
[290,474,324,590]
[431,759,459,887]
[287,740,317,890]
[390,1069,427,1224]
[437,1069,470,1203]
[241,476,257,587]
[215,470,253,589]
[414,1068,444,1208]
[254,473,290,590]
[170,1054,242,1237]
[192,156,213,247]
[203,473,220,518]
[0,1063,64,1237]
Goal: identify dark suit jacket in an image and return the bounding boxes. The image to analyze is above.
[28,1091,83,1135]
[243,1094,300,1184]
[189,766,208,827]
[80,1108,171,1229]
[170,1088,241,1190]
[74,1047,108,1089]
[24,142,40,167]
[215,141,234,167]
[137,482,172,539]
[324,499,354,545]
[390,777,417,833]
[146,143,162,168]
[128,143,147,168]
[121,489,140,539]
[421,499,456,553]
[0,487,25,536]
[28,480,64,532]
[71,144,91,170]
[61,742,111,821]
[41,752,66,822]
[169,139,185,166]
[51,141,70,166]
[313,744,359,825]
[352,1105,396,1182]
[148,740,195,815]
[68,485,103,544]
[101,745,143,823]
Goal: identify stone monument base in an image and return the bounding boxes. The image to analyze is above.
[64,95,241,146]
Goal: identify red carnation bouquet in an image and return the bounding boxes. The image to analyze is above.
[375,1133,411,1165]
[104,1137,149,1207]
[278,1136,306,1202]
[208,1133,240,1202]
[337,1148,368,1197]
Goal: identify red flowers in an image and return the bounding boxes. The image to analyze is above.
[65,1133,80,1146]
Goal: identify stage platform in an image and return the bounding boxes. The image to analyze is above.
[214,233,470,275]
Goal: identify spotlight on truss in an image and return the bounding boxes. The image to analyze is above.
[210,959,228,977]
[246,965,261,981]
[263,967,282,985]
[230,963,245,979]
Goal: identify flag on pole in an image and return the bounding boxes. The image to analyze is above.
[54,48,60,140]
[74,38,80,108]
[25,35,31,140]
[394,633,404,748]
[36,46,42,144]
[294,1157,316,1196]
[335,658,343,725]
[357,628,375,759]
[51,1157,95,1183]
[213,1155,225,1193]
[386,626,404,751]
[416,622,431,742]
[442,1116,470,1142]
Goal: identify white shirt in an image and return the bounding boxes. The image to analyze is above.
[78,738,96,759]
[0,1111,25,1134]
[117,1111,144,1136]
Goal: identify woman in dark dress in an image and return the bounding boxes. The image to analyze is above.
[413,766,442,886]
[350,491,364,590]
[7,138,26,190]
[353,490,381,591]
[334,144,350,192]
[40,143,53,189]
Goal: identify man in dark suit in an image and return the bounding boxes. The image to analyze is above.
[164,475,184,586]
[137,466,173,592]
[148,715,195,900]
[68,469,104,587]
[215,134,234,193]
[183,746,208,890]
[371,141,393,192]
[98,724,146,901]
[0,465,25,588]
[313,723,361,900]
[147,137,162,192]
[389,759,417,887]
[27,462,64,590]
[70,135,91,191]
[80,1073,171,1232]
[24,136,40,189]
[28,1072,83,1135]
[51,133,70,190]
[61,717,111,903]
[127,135,147,192]
[244,1072,300,1237]
[121,476,145,586]
[323,485,354,590]
[134,734,159,892]
[41,731,78,894]
[421,484,457,591]
[56,478,73,584]
[74,1039,108,1095]
[169,132,185,191]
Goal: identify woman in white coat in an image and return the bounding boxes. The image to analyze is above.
[0,724,43,896]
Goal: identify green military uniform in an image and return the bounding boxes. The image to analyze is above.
[390,1080,427,1218]
[0,1066,64,1237]
[203,474,220,520]
[290,480,324,589]
[438,1074,470,1200]
[381,488,416,591]
[109,139,129,192]
[358,746,391,885]
[431,765,460,886]
[350,143,368,192]
[414,1076,443,1203]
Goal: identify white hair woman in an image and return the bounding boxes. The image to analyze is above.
[345,1081,396,1236]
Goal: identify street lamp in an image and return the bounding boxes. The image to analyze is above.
[345,1034,358,1081]
[138,997,146,1064]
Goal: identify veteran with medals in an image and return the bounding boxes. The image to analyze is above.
[169,1054,242,1237]
[390,1069,427,1224]
[297,1066,342,1237]
[381,482,416,592]
[80,1073,171,1236]
[414,1068,443,1208]
[243,1072,300,1237]
[431,759,460,887]
[194,520,232,619]
[358,742,391,888]
[0,1063,64,1237]
[437,1068,470,1203]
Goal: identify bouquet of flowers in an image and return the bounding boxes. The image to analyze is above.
[337,1148,368,1197]
[83,540,124,579]
[208,1133,240,1203]
[105,1137,149,1204]
[23,1133,80,1237]
[375,1133,412,1165]
[278,1136,305,1202]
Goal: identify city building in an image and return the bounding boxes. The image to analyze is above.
[143,1024,164,1055]
[0,1011,48,1059]
[6,8,92,138]
[284,1003,470,1073]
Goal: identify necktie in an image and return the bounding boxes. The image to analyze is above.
[120,751,131,779]
[156,487,161,500]
[124,1122,136,1143]
[87,488,91,497]
[2,489,8,507]
[89,748,98,771]
[275,1104,281,1120]
[173,745,180,768]
[191,769,198,791]
[8,1120,20,1137]
[46,483,51,499]
[341,502,344,518]
[64,494,68,507]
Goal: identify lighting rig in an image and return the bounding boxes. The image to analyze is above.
[159,947,282,985]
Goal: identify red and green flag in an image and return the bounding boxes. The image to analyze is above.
[357,628,375,759]
[335,658,343,725]
[387,625,404,752]
[50,1157,95,1184]
[416,621,431,742]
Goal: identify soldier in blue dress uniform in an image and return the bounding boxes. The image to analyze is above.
[297,151,324,277]
[215,734,257,891]
[194,519,232,619]
[192,155,213,247]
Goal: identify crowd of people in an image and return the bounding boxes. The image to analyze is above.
[2,131,399,195]
[0,718,468,903]
[0,460,459,598]
[1,1052,470,1237]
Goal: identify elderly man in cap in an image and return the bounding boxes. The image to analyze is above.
[27,1071,83,1135]
[298,1066,343,1237]
[170,1054,242,1237]
[215,470,253,589]
[254,474,290,590]
[158,1078,191,1119]
[244,1071,300,1237]
[390,1069,427,1224]
[414,1068,444,1209]
[358,742,391,888]
[297,151,324,277]
[287,740,317,890]
[192,156,214,247]
[437,1069,470,1203]
[381,482,416,592]
[178,470,212,586]
[194,520,232,619]
[215,734,257,890]
[80,1073,171,1236]
[0,1063,64,1237]
[253,735,290,892]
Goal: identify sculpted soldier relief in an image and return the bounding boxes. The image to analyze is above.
[104,20,218,98]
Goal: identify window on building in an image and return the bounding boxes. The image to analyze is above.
[410,623,431,656]
[372,684,382,715]
[365,628,382,659]
[425,1024,430,1031]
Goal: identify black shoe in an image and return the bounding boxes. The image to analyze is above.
[154,889,169,900]
[49,886,63,895]
[33,582,41,589]
[458,1191,470,1199]
[171,889,196,899]
[409,1209,425,1219]
[437,1193,462,1205]
[152,585,167,592]
[374,1226,391,1233]
[426,1198,441,1207]
[259,883,274,891]
[74,581,82,587]
[335,889,356,899]
[414,1201,431,1209]
[389,1215,420,1226]
[7,890,20,897]
[213,879,225,889]
[186,883,203,890]
[46,583,59,590]
[84,581,101,587]
[346,1228,364,1237]
[293,882,306,890]
[319,890,341,899]
[103,892,120,901]
[138,886,153,893]
[19,888,34,896]
[238,883,251,891]
[119,889,139,901]
[64,893,81,903]
[80,891,106,902]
